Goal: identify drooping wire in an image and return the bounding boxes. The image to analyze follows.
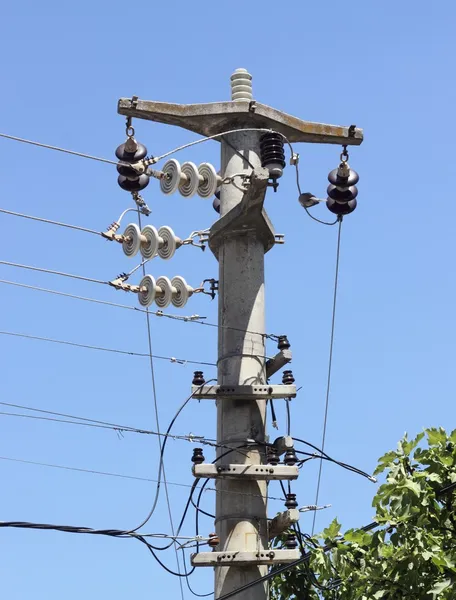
[127,378,214,534]
[136,208,185,599]
[311,216,343,535]
[0,519,198,578]
[294,449,375,483]
[293,158,338,227]
[0,330,216,366]
[285,399,291,436]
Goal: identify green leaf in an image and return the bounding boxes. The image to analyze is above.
[401,479,421,497]
[344,529,366,544]
[322,518,341,540]
[427,428,447,446]
[374,451,398,475]
[428,578,452,597]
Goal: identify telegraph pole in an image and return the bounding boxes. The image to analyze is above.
[117,68,363,600]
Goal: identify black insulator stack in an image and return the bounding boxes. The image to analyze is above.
[277,335,291,350]
[285,493,298,509]
[192,371,205,386]
[116,137,150,192]
[285,533,298,549]
[284,448,298,466]
[191,448,205,464]
[260,132,286,191]
[326,161,359,216]
[282,370,295,385]
[208,533,220,548]
[267,447,280,465]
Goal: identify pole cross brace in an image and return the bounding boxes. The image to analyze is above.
[265,348,292,379]
[191,384,297,400]
[268,509,300,539]
[192,463,299,481]
[191,549,301,567]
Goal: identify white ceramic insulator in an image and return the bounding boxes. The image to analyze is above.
[179,161,200,197]
[160,159,182,195]
[155,276,173,308]
[140,225,160,260]
[171,276,193,308]
[138,275,157,307]
[157,226,178,260]
[197,163,219,198]
[230,68,253,101]
[122,223,141,258]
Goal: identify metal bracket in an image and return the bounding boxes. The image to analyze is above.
[265,349,292,379]
[268,509,300,539]
[209,168,276,257]
[192,463,299,481]
[108,274,139,293]
[192,384,297,400]
[191,549,300,567]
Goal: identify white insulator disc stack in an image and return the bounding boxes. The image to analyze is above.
[171,276,192,308]
[138,275,157,307]
[140,225,159,259]
[122,223,141,257]
[197,163,218,198]
[179,162,199,197]
[155,276,173,308]
[160,159,181,195]
[157,226,177,260]
[231,68,253,102]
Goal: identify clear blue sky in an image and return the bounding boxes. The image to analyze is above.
[0,1,453,598]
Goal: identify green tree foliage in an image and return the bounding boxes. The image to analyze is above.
[270,428,456,599]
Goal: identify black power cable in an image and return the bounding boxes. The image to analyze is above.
[311,217,343,535]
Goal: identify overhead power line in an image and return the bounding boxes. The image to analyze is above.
[311,217,343,535]
[0,330,216,366]
[0,278,207,321]
[0,132,119,165]
[0,260,107,285]
[0,400,220,445]
[0,207,101,236]
[0,455,285,502]
[0,277,280,340]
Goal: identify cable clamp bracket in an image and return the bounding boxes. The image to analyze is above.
[108,272,140,293]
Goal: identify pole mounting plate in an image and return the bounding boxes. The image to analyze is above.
[191,549,301,567]
[192,384,297,400]
[192,463,299,481]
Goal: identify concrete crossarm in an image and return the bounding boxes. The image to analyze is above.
[118,98,363,145]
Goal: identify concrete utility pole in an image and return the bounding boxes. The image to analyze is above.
[118,68,362,600]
